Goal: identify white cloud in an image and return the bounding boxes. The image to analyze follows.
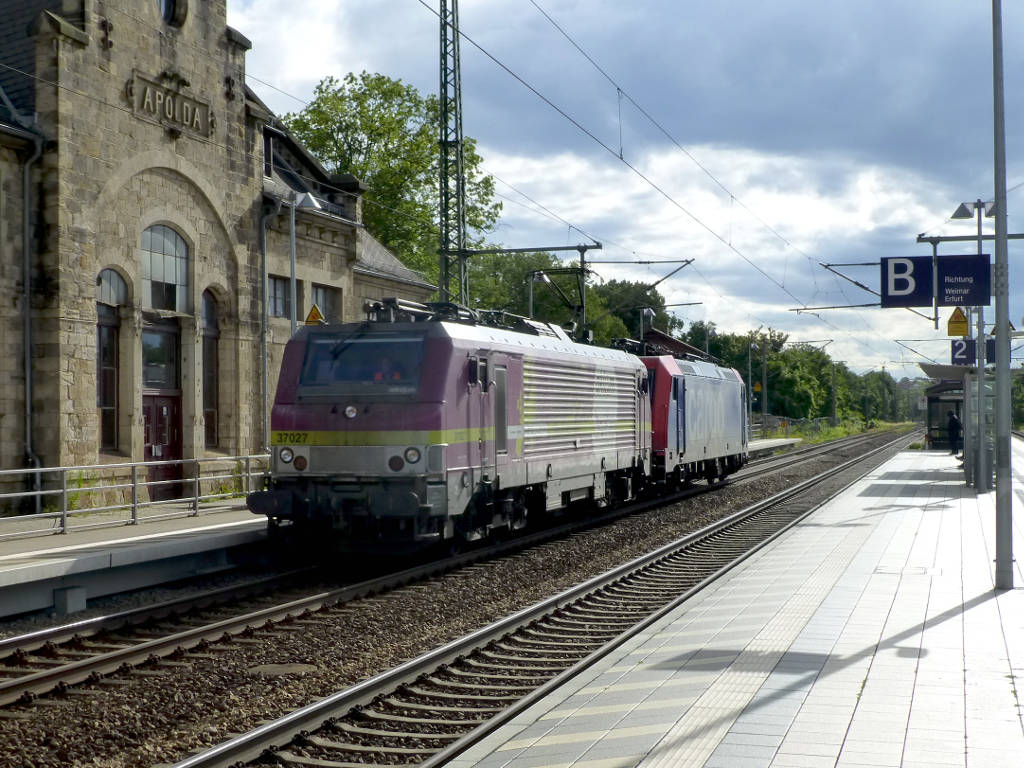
[226,0,1023,373]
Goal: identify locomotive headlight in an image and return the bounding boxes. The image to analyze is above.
[279,447,294,464]
[388,455,405,472]
[293,455,308,471]
[344,405,358,419]
[404,447,421,464]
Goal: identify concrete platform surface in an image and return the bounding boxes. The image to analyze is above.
[0,507,264,617]
[748,438,802,454]
[452,445,1024,768]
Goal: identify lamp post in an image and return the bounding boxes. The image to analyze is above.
[831,361,845,426]
[761,337,768,438]
[526,270,551,319]
[952,200,995,491]
[747,339,757,432]
[638,307,656,342]
[990,0,1012,589]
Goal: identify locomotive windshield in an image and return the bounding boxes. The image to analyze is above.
[297,332,425,395]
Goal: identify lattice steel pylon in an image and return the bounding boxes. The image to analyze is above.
[439,0,468,304]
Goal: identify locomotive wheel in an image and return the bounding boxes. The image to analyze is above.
[509,492,528,531]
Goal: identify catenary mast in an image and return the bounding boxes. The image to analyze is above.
[438,0,468,304]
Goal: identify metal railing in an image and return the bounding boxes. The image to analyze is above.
[0,454,269,541]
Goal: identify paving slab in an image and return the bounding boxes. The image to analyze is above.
[449,444,1024,768]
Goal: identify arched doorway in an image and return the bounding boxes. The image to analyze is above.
[141,224,189,500]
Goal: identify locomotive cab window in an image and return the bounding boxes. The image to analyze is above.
[297,332,424,396]
[467,356,489,389]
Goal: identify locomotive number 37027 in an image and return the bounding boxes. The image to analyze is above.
[272,432,310,445]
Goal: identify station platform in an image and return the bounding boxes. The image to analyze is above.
[748,438,802,456]
[0,504,265,619]
[452,445,1024,768]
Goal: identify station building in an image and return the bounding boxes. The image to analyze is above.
[0,0,432,498]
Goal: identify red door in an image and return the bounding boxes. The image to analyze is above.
[143,395,183,500]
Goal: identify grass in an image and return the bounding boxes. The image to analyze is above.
[758,420,919,446]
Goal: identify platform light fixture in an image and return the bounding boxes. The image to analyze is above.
[951,200,995,493]
[942,1,1017,589]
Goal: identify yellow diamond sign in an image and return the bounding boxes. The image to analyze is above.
[947,306,968,337]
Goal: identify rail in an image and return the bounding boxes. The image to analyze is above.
[169,430,918,768]
[0,454,269,541]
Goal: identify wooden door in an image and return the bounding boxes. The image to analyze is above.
[143,395,183,500]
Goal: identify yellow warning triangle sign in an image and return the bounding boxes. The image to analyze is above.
[947,306,968,337]
[304,304,326,325]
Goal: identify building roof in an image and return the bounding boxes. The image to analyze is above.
[0,82,41,148]
[355,230,434,290]
[0,1,71,118]
[246,84,433,294]
[918,362,975,381]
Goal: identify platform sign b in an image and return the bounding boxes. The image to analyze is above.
[880,257,932,308]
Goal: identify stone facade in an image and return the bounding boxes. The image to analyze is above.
[0,0,432,490]
[0,135,30,473]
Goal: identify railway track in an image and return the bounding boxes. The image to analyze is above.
[0,430,910,715]
[741,431,883,476]
[167,429,918,768]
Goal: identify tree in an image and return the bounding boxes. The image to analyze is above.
[1012,369,1024,428]
[590,280,684,339]
[283,72,502,280]
[466,253,629,345]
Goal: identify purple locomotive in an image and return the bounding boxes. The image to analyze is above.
[247,298,746,551]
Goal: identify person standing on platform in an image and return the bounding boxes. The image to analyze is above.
[947,410,961,456]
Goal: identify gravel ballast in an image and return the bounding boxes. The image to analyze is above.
[0,435,909,768]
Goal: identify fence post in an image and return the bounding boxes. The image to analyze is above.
[244,456,250,495]
[60,469,68,534]
[191,459,200,515]
[130,464,138,525]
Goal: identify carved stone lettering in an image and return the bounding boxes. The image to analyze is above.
[127,72,211,138]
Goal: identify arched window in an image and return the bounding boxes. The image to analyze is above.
[97,269,127,451]
[202,290,220,448]
[158,0,187,26]
[141,224,189,313]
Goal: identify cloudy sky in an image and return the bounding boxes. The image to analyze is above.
[228,0,1024,374]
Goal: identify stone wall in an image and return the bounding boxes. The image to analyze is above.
[28,1,259,468]
[1,1,433,481]
[0,147,27,472]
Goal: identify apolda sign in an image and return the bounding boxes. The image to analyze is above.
[126,71,213,138]
[880,254,991,308]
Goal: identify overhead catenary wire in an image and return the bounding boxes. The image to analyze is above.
[3,9,924,370]
[517,1,1013,366]
[415,0,817,312]
[526,0,833,295]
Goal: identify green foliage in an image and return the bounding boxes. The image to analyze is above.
[466,252,631,345]
[281,69,965,422]
[283,72,502,281]
[1013,370,1024,429]
[589,280,684,338]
